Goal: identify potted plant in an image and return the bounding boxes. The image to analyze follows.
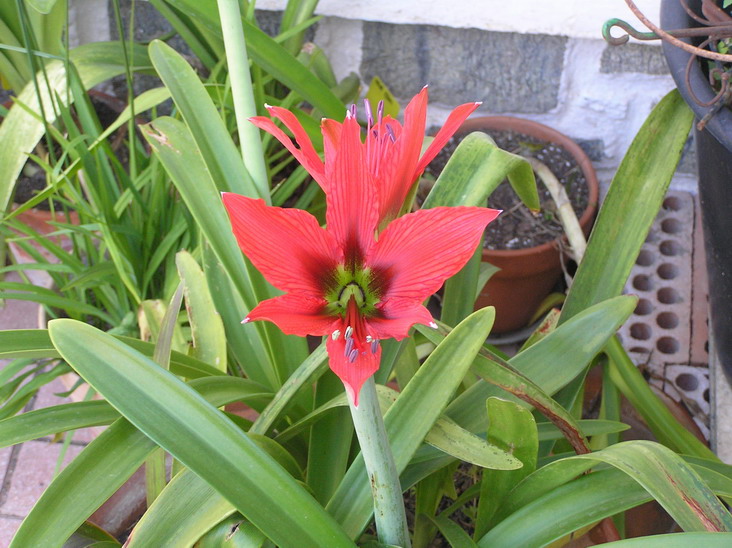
[653,0,732,383]
[426,116,599,333]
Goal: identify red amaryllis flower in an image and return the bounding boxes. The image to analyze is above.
[248,86,481,226]
[223,93,500,404]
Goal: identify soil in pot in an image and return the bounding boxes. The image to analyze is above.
[423,124,594,333]
[425,128,589,251]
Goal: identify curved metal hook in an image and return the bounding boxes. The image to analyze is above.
[602,18,659,46]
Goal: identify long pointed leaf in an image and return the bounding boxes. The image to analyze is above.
[0,42,152,216]
[327,307,497,537]
[561,89,693,320]
[445,296,636,433]
[7,376,273,548]
[47,319,354,547]
[148,40,261,199]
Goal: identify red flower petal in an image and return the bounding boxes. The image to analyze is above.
[376,89,427,222]
[222,193,342,294]
[326,327,381,406]
[321,118,342,167]
[325,114,380,266]
[245,294,336,337]
[414,101,481,176]
[368,298,435,340]
[368,206,500,301]
[249,108,326,188]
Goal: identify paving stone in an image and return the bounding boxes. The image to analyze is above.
[361,22,566,112]
[600,43,669,75]
[31,377,100,444]
[1,441,83,517]
[0,515,23,547]
[0,275,41,330]
[0,446,13,485]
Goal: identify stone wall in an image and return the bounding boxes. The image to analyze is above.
[311,15,694,192]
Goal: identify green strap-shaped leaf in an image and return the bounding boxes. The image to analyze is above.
[561,89,693,321]
[47,319,354,548]
[176,251,227,372]
[572,441,732,532]
[475,397,538,537]
[141,116,308,388]
[128,468,237,547]
[148,40,261,200]
[480,461,732,547]
[7,377,273,548]
[492,441,732,538]
[0,41,152,217]
[159,0,345,118]
[537,419,630,441]
[425,514,478,548]
[425,416,521,471]
[599,533,732,547]
[606,337,717,460]
[307,370,355,504]
[445,295,636,433]
[0,329,225,378]
[327,307,497,538]
[128,432,305,547]
[10,418,157,548]
[26,0,61,16]
[202,244,274,387]
[0,376,271,448]
[423,132,538,327]
[422,132,538,211]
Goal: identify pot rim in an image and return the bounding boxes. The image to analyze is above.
[451,115,600,258]
[660,0,732,148]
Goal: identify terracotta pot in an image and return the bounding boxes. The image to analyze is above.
[457,116,599,333]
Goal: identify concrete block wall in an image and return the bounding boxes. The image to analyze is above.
[310,14,693,192]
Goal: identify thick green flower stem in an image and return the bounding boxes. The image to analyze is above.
[348,377,411,547]
[216,0,269,202]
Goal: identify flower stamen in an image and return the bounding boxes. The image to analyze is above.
[345,337,355,357]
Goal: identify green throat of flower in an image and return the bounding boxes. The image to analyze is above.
[325,266,380,317]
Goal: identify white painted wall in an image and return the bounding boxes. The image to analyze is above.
[258,0,663,41]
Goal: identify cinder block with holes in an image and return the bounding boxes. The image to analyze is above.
[617,191,709,437]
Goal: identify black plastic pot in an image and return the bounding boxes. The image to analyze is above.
[661,0,732,382]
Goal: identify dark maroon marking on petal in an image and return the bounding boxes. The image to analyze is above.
[342,232,367,271]
[310,259,340,295]
[366,264,393,301]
